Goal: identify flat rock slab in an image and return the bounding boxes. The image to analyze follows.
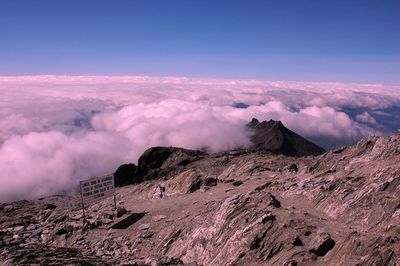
[152,215,167,222]
[138,223,151,230]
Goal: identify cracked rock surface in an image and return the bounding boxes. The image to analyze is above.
[1,134,399,265]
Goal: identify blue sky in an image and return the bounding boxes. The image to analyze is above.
[0,0,399,84]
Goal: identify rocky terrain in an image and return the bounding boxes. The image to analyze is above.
[0,121,399,265]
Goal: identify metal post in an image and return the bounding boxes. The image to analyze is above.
[112,174,117,210]
[80,182,86,226]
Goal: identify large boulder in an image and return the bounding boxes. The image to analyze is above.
[113,147,207,187]
[114,163,138,187]
[136,147,207,180]
[165,168,204,195]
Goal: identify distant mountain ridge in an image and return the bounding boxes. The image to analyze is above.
[247,118,326,156]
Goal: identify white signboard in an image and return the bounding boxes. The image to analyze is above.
[80,175,115,207]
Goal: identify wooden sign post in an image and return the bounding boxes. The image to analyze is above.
[80,174,116,225]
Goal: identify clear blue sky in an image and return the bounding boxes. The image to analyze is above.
[1,0,399,84]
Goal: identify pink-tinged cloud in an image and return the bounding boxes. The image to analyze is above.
[0,76,399,202]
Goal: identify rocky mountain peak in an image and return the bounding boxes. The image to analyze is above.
[1,130,399,265]
[247,118,326,157]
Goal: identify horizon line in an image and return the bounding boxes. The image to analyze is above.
[0,74,399,87]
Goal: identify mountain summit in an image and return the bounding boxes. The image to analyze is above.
[1,133,399,265]
[247,118,326,156]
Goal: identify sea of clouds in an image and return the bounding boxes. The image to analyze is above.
[1,75,399,202]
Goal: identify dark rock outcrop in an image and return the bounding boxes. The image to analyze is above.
[114,147,207,187]
[114,163,137,187]
[247,118,326,156]
[136,146,207,180]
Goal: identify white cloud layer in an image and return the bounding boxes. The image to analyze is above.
[1,76,399,202]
